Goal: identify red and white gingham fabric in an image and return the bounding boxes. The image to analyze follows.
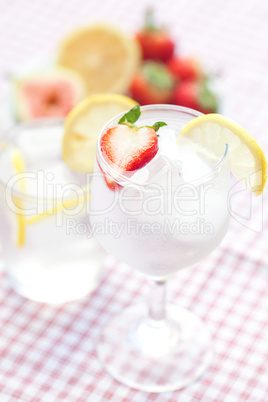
[1,0,268,401]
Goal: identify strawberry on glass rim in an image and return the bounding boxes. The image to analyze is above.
[100,105,166,188]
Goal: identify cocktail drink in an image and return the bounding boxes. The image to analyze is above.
[0,119,104,304]
[91,106,230,277]
[90,105,230,391]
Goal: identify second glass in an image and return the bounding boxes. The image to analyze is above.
[0,119,104,304]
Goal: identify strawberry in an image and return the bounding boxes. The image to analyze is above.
[129,62,175,105]
[136,9,175,62]
[166,56,203,82]
[98,161,120,190]
[101,124,158,171]
[173,80,218,114]
[100,105,166,189]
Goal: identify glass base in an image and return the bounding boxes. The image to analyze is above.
[9,271,99,304]
[6,248,103,304]
[97,303,212,392]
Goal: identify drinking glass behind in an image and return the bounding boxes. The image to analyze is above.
[0,119,104,303]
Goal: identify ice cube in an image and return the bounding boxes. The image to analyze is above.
[127,127,183,187]
[158,127,180,161]
[130,154,177,186]
[145,154,183,188]
[130,164,150,185]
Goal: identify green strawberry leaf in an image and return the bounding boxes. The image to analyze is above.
[119,105,167,133]
[143,62,174,89]
[148,121,167,132]
[119,105,141,125]
[145,8,158,31]
[199,80,218,112]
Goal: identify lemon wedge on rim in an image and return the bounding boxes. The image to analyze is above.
[62,93,138,173]
[178,113,267,196]
[57,24,141,94]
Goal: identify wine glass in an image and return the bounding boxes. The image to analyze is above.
[90,105,230,392]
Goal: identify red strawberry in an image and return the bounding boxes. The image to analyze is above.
[129,62,175,105]
[136,9,175,62]
[100,106,166,189]
[101,124,158,171]
[98,161,120,190]
[137,31,175,62]
[173,80,218,114]
[166,56,203,82]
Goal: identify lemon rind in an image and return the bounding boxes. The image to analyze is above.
[178,114,267,196]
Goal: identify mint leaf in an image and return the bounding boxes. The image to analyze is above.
[149,122,167,132]
[118,105,167,134]
[199,80,218,112]
[119,105,141,125]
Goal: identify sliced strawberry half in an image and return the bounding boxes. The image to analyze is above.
[98,160,121,190]
[99,105,166,189]
[101,124,159,171]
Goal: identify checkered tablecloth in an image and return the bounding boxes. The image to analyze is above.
[1,0,268,401]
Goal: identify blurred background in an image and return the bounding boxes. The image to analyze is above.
[1,0,268,134]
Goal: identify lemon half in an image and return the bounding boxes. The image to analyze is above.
[178,114,267,196]
[62,93,138,173]
[58,24,141,94]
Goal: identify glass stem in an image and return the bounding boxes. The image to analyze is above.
[148,280,166,322]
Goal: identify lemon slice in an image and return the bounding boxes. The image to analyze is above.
[62,93,138,172]
[57,24,141,94]
[178,114,267,196]
[9,148,92,247]
[10,148,26,246]
[25,188,91,225]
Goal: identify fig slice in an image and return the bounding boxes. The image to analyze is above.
[14,67,87,121]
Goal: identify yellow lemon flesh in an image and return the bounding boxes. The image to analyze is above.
[62,93,138,173]
[57,24,141,94]
[178,113,267,196]
[9,149,91,247]
[10,148,26,246]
